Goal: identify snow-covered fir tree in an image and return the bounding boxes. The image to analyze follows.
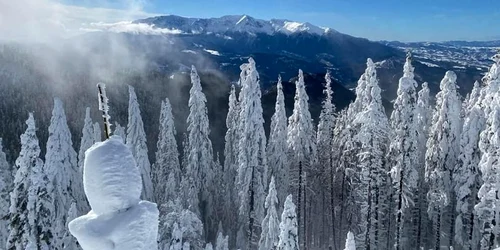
[387,53,419,250]
[425,71,462,249]
[278,195,299,250]
[93,122,101,143]
[204,243,213,250]
[7,114,42,250]
[78,107,94,171]
[317,71,336,175]
[352,58,389,249]
[126,85,153,201]
[0,138,11,248]
[222,84,239,234]
[154,98,181,205]
[182,66,216,238]
[454,103,484,250]
[287,69,317,249]
[170,222,183,250]
[316,71,337,244]
[28,148,55,250]
[113,122,126,139]
[475,53,500,250]
[215,230,229,250]
[62,202,79,249]
[414,82,432,248]
[44,98,80,247]
[77,107,93,214]
[259,176,280,250]
[236,58,268,250]
[477,52,500,117]
[475,93,500,249]
[344,232,356,250]
[160,199,204,250]
[267,76,289,210]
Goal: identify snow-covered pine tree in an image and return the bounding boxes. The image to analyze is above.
[222,84,239,234]
[454,102,485,250]
[205,243,213,250]
[170,222,183,250]
[126,86,153,201]
[317,71,336,174]
[78,107,93,171]
[344,232,356,250]
[28,146,56,250]
[77,108,93,214]
[278,195,299,250]
[182,66,216,237]
[388,53,419,250]
[62,202,79,249]
[7,113,42,250]
[475,93,500,249]
[113,122,126,139]
[316,72,336,246]
[465,81,482,115]
[330,109,356,249]
[414,82,432,248]
[287,69,317,249]
[475,52,500,250]
[477,52,500,117]
[425,71,462,250]
[0,138,11,248]
[352,59,389,250]
[154,98,181,205]
[267,76,289,211]
[93,122,101,143]
[215,230,229,250]
[235,58,267,250]
[259,176,280,250]
[44,98,80,247]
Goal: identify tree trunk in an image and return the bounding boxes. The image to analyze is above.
[339,170,346,250]
[366,179,373,250]
[297,161,303,249]
[247,165,255,250]
[435,209,441,250]
[330,152,336,250]
[395,165,405,250]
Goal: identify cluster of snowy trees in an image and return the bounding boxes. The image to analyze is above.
[0,51,500,250]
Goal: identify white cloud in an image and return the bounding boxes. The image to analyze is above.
[0,0,162,42]
[84,21,183,35]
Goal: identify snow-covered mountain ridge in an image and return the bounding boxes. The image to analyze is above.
[134,14,334,36]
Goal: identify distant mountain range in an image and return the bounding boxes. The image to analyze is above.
[134,15,334,36]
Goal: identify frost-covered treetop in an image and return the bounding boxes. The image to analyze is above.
[403,52,415,79]
[287,69,316,161]
[467,81,482,109]
[19,113,40,160]
[228,84,238,119]
[396,56,418,96]
[190,66,205,103]
[265,176,278,209]
[321,71,335,113]
[238,57,260,92]
[440,71,458,91]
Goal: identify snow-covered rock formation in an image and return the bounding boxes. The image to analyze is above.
[69,136,159,250]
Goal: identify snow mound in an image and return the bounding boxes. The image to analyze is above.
[69,201,159,250]
[83,135,142,215]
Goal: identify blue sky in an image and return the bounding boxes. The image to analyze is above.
[63,0,500,42]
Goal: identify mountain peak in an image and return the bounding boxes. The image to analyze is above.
[135,14,336,36]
